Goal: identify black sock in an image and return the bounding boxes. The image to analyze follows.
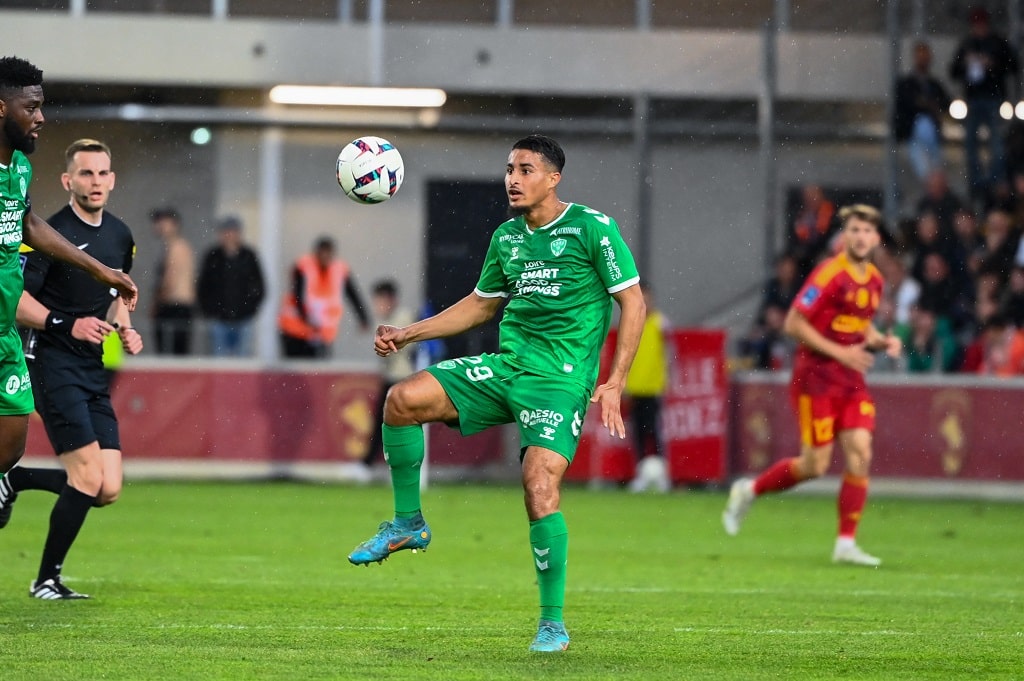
[7,467,67,494]
[37,485,96,583]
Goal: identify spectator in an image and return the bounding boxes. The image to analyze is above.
[894,41,952,181]
[909,210,947,283]
[970,270,1003,329]
[413,300,446,370]
[362,279,416,470]
[738,252,802,368]
[949,6,1021,203]
[738,302,794,371]
[1009,170,1024,228]
[973,313,1024,376]
[973,207,1019,286]
[915,170,965,242]
[761,252,801,313]
[874,246,921,334]
[999,265,1024,326]
[1006,120,1024,179]
[918,250,973,331]
[150,207,196,355]
[897,302,959,373]
[625,283,672,493]
[961,312,1006,372]
[196,216,266,357]
[278,236,370,358]
[948,207,982,289]
[789,184,836,279]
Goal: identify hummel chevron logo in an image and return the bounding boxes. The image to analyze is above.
[534,546,550,570]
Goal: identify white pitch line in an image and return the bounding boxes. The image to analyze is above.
[674,627,1024,638]
[571,586,1024,601]
[9,623,1021,639]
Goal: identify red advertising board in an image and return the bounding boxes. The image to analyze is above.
[567,329,728,484]
[23,366,501,468]
[732,373,1024,481]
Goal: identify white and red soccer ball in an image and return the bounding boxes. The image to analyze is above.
[336,136,405,204]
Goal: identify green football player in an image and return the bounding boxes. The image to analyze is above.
[348,134,647,653]
[0,56,137,480]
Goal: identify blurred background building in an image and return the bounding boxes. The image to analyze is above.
[4,0,1019,364]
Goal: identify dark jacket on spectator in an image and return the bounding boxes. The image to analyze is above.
[894,72,951,142]
[950,32,1020,100]
[197,244,266,321]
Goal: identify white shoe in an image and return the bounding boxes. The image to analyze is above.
[832,541,882,567]
[721,478,755,536]
[631,456,669,494]
[628,476,648,493]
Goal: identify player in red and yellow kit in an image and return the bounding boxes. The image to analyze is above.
[723,204,901,566]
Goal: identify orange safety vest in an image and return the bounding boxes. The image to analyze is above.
[278,255,349,343]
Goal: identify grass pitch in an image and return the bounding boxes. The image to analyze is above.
[0,480,1021,680]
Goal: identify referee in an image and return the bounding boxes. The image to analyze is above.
[0,138,142,600]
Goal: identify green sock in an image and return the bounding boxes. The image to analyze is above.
[529,511,568,623]
[382,424,424,520]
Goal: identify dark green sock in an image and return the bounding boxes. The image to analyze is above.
[382,424,425,520]
[529,512,568,623]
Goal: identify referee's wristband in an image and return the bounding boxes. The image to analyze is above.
[44,312,73,334]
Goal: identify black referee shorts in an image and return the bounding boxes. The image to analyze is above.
[29,352,120,455]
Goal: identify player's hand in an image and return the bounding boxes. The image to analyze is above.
[72,317,115,345]
[374,325,407,356]
[98,269,138,312]
[590,381,627,439]
[118,326,144,355]
[836,343,875,373]
[881,333,903,359]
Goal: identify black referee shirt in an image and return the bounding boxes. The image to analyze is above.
[23,204,136,360]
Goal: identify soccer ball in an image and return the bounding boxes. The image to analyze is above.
[335,136,405,204]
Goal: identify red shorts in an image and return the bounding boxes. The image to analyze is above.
[790,387,875,447]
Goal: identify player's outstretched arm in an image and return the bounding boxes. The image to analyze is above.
[591,283,646,439]
[22,211,138,311]
[374,292,502,357]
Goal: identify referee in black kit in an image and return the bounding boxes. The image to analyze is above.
[0,138,142,600]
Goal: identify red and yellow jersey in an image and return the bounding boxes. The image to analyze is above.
[790,252,884,395]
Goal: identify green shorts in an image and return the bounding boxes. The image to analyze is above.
[425,353,591,462]
[0,325,33,416]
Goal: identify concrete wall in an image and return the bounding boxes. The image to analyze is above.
[4,11,958,100]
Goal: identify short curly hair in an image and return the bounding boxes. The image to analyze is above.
[0,56,43,101]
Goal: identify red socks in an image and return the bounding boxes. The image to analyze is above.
[837,473,869,538]
[753,461,870,539]
[753,457,803,495]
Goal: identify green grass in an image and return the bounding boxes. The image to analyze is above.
[0,481,1021,680]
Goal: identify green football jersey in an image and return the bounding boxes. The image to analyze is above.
[0,150,31,331]
[475,202,640,390]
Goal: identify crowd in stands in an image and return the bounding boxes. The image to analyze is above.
[740,146,1024,377]
[740,8,1024,378]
